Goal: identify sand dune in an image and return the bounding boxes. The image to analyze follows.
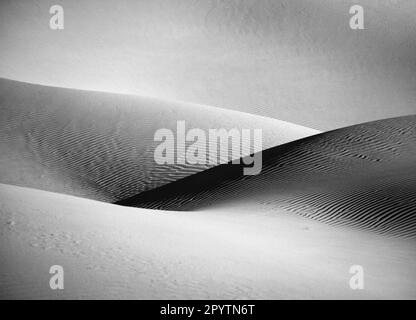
[1,0,416,301]
[1,183,415,299]
[2,0,416,130]
[117,115,416,239]
[0,0,416,130]
[0,78,318,202]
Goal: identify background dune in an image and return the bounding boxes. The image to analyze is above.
[117,115,416,239]
[1,0,416,130]
[0,78,318,202]
[1,183,415,299]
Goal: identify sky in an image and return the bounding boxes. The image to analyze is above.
[1,0,416,130]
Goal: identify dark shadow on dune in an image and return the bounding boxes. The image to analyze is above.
[116,115,416,238]
[1,78,316,202]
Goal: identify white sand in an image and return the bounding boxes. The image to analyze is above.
[1,0,415,301]
[0,78,319,202]
[1,183,415,299]
[2,0,416,130]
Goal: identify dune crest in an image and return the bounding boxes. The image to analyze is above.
[0,78,318,202]
[117,115,416,239]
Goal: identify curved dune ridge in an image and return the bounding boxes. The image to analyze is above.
[117,115,416,239]
[0,78,319,202]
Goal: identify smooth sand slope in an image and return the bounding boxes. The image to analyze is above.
[0,78,318,202]
[1,183,415,299]
[118,115,416,239]
[2,0,416,130]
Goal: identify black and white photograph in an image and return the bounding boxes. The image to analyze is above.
[0,0,416,306]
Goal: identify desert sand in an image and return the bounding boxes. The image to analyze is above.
[2,0,416,130]
[0,80,415,299]
[0,78,318,202]
[119,116,416,239]
[1,183,415,299]
[1,0,416,300]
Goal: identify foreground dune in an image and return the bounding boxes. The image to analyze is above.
[1,183,415,299]
[0,78,319,202]
[117,115,416,239]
